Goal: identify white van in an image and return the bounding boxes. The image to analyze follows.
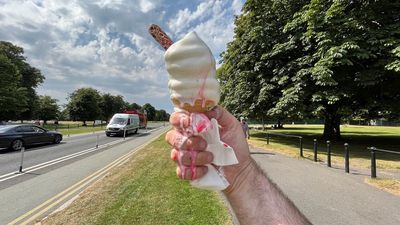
[106,113,140,136]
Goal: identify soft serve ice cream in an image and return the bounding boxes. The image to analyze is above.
[148,25,238,190]
[164,31,219,112]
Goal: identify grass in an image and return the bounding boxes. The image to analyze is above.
[42,134,232,225]
[365,178,400,196]
[249,125,400,170]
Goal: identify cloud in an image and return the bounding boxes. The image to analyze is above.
[0,0,244,113]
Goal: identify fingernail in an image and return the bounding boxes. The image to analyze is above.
[199,140,207,149]
[207,154,213,162]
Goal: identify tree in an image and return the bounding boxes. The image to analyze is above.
[155,109,168,121]
[100,94,126,121]
[0,54,27,121]
[0,41,44,120]
[67,88,102,125]
[220,0,400,140]
[128,102,142,110]
[142,103,156,121]
[36,95,59,124]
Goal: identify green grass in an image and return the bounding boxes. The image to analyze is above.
[249,125,400,170]
[43,134,232,225]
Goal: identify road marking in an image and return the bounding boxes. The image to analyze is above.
[8,128,166,225]
[0,125,167,183]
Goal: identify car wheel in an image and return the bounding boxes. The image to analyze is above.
[106,133,110,137]
[11,139,24,151]
[53,135,62,144]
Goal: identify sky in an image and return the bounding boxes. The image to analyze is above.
[0,0,245,113]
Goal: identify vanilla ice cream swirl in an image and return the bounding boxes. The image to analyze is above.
[164,31,220,110]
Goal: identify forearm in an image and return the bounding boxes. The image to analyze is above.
[224,159,311,225]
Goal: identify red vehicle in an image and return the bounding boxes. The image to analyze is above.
[124,109,147,128]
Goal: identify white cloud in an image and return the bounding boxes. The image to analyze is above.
[0,0,244,113]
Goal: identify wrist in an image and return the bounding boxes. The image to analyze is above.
[223,157,257,195]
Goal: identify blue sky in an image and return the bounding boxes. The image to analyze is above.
[0,0,245,113]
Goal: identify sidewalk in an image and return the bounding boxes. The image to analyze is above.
[250,148,400,225]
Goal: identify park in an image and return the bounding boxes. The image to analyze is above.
[0,0,399,224]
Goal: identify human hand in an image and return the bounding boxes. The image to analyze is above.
[165,106,252,191]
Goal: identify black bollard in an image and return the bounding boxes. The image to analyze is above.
[371,147,377,178]
[267,133,270,145]
[326,141,331,167]
[344,143,349,173]
[313,139,318,162]
[299,137,303,157]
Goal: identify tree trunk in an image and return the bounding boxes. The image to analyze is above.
[323,113,341,140]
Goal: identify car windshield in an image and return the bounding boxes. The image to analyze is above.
[109,117,127,125]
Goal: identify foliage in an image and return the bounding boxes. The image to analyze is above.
[142,103,156,121]
[0,41,44,121]
[99,93,127,121]
[36,95,59,123]
[67,88,102,124]
[128,102,142,110]
[154,109,169,121]
[220,0,400,140]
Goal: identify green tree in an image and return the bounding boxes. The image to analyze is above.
[154,109,168,121]
[221,0,400,140]
[36,95,59,124]
[128,102,142,110]
[0,41,44,120]
[67,88,102,125]
[100,93,126,121]
[142,103,156,121]
[0,54,27,121]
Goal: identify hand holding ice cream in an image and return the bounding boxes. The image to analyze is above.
[149,24,239,190]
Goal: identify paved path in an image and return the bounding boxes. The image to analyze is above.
[251,148,400,225]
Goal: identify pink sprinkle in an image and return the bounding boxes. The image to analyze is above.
[223,143,228,148]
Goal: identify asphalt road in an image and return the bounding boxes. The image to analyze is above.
[0,123,170,224]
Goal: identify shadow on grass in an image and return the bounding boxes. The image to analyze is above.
[251,130,400,162]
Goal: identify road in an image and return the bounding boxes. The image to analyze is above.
[0,123,170,224]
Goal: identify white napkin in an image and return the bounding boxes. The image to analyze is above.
[184,113,238,190]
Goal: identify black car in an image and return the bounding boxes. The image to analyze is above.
[0,124,63,151]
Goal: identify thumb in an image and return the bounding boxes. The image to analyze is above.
[204,106,239,131]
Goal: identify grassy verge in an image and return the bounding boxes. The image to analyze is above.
[43,134,232,225]
[365,178,400,196]
[57,127,105,136]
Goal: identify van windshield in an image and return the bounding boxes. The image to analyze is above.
[109,117,127,125]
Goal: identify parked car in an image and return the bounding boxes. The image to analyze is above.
[0,124,63,151]
[106,113,140,136]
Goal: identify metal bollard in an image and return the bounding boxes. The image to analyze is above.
[19,147,25,173]
[299,137,303,157]
[371,147,377,178]
[67,124,70,137]
[313,139,318,162]
[96,133,99,148]
[123,128,126,140]
[344,143,349,173]
[267,133,270,145]
[326,140,331,167]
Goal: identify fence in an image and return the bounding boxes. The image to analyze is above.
[367,147,400,178]
[264,132,351,173]
[265,133,304,157]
